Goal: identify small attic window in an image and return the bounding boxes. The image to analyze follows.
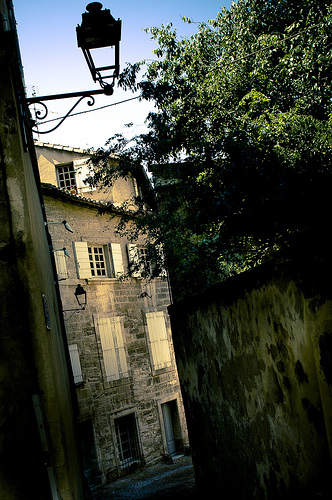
[56,163,76,190]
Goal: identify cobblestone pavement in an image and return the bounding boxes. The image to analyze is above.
[91,455,199,499]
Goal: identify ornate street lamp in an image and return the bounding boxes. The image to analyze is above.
[26,3,122,134]
[76,2,121,90]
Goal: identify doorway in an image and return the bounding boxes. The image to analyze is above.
[161,400,182,455]
[77,420,101,488]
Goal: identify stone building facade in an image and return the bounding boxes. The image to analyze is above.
[35,142,189,488]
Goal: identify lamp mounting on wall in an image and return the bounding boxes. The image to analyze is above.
[52,247,71,258]
[45,220,74,233]
[25,3,122,134]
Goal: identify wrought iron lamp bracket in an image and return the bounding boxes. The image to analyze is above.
[26,84,114,134]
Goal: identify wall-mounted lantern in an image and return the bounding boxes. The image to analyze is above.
[76,2,121,92]
[63,285,87,315]
[26,3,122,134]
[74,284,87,309]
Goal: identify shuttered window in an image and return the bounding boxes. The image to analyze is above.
[68,344,83,384]
[73,242,124,279]
[146,311,172,371]
[94,316,128,381]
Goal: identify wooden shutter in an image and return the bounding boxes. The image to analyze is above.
[68,344,83,384]
[53,250,68,280]
[73,241,91,279]
[110,243,124,277]
[146,311,171,370]
[94,316,128,381]
[74,159,95,192]
[127,244,141,277]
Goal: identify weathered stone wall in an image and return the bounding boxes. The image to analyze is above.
[43,191,189,484]
[169,238,332,499]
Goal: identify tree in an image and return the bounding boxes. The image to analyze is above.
[88,0,332,300]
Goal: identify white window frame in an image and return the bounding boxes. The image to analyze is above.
[94,316,129,382]
[68,344,83,384]
[88,245,107,277]
[145,311,172,372]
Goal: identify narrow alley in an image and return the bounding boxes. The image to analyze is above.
[91,455,198,499]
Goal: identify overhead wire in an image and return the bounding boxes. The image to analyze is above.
[34,13,332,128]
[35,95,140,125]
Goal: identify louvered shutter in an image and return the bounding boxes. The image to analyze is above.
[54,250,68,280]
[68,344,83,384]
[110,243,124,277]
[95,317,128,381]
[146,311,171,370]
[73,241,91,279]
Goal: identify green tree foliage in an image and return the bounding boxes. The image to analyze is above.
[89,0,332,300]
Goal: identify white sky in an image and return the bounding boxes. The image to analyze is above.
[13,0,233,150]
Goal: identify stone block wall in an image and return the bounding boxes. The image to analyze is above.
[43,190,188,485]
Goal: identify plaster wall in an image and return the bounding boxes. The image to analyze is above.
[35,143,136,205]
[0,13,84,499]
[169,257,332,499]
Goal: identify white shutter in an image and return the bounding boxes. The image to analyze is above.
[94,316,128,381]
[146,311,171,370]
[110,243,124,277]
[110,317,128,378]
[73,241,91,279]
[127,244,141,277]
[54,250,68,280]
[74,159,95,192]
[68,344,83,384]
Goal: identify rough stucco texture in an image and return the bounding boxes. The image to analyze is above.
[169,261,332,499]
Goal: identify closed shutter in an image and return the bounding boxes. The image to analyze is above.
[110,243,124,277]
[94,316,128,381]
[146,311,171,370]
[54,250,68,280]
[73,241,91,279]
[68,344,83,384]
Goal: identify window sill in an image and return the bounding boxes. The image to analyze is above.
[87,277,119,284]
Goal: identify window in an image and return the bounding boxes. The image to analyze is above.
[127,244,165,278]
[56,159,95,193]
[88,246,106,276]
[114,413,142,469]
[68,344,83,384]
[56,163,76,190]
[73,242,124,279]
[94,316,129,382]
[145,311,172,371]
